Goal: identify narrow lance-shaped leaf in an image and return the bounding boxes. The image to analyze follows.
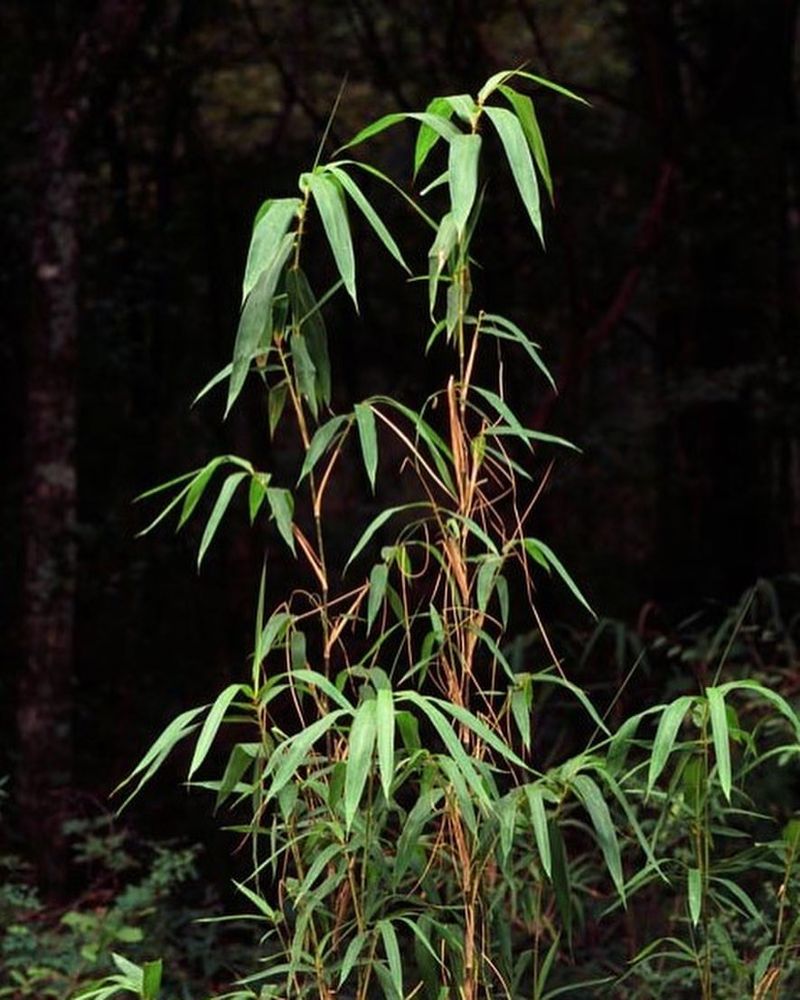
[524,538,595,617]
[378,919,404,1000]
[687,867,702,927]
[307,171,357,309]
[242,198,301,302]
[299,414,350,483]
[345,698,377,830]
[354,402,378,492]
[572,773,625,903]
[113,705,208,801]
[498,85,553,202]
[707,686,732,801]
[428,212,458,317]
[198,472,248,568]
[188,683,244,779]
[228,232,295,416]
[286,267,332,408]
[647,696,695,795]
[367,562,389,634]
[483,105,543,246]
[266,487,295,554]
[326,165,410,271]
[523,784,552,879]
[448,133,481,236]
[376,687,395,799]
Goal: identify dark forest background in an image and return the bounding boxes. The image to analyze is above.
[1,0,798,890]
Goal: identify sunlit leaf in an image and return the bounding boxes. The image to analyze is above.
[345,698,377,830]
[448,133,481,236]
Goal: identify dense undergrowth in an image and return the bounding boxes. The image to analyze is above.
[4,71,800,999]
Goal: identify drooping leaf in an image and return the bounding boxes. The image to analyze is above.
[498,85,553,202]
[523,784,552,879]
[378,920,404,999]
[242,198,301,303]
[248,475,268,524]
[326,165,410,271]
[428,213,458,317]
[572,773,625,903]
[299,414,350,483]
[289,331,318,419]
[687,867,702,927]
[307,171,357,308]
[367,562,389,634]
[267,382,288,438]
[354,401,378,492]
[228,232,295,415]
[483,105,543,246]
[344,698,377,830]
[376,687,395,800]
[345,503,429,571]
[647,696,694,794]
[448,133,481,236]
[266,487,295,554]
[286,268,332,407]
[707,686,732,801]
[198,472,248,568]
[189,683,244,779]
[413,99,457,176]
[524,538,595,616]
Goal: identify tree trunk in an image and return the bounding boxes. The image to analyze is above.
[16,0,146,893]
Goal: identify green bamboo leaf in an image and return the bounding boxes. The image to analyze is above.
[290,669,354,712]
[438,753,478,835]
[198,472,247,568]
[326,165,410,271]
[354,402,378,492]
[514,70,589,104]
[248,475,268,524]
[307,172,357,309]
[647,696,694,794]
[113,705,207,799]
[481,312,556,390]
[192,362,233,407]
[376,687,395,800]
[379,920,404,999]
[141,959,162,1000]
[400,692,491,810]
[530,671,611,735]
[290,628,306,672]
[433,697,527,768]
[483,105,543,246]
[228,231,295,416]
[189,683,244,779]
[367,562,389,634]
[471,386,532,450]
[498,85,553,202]
[524,538,595,616]
[524,784,552,879]
[242,198,300,303]
[707,686,732,801]
[511,681,532,751]
[344,698,377,830]
[286,268,332,407]
[444,93,478,123]
[266,487,295,554]
[572,773,625,902]
[345,502,429,571]
[448,133,481,236]
[265,709,349,800]
[179,457,228,528]
[497,792,518,862]
[267,382,288,438]
[215,743,259,811]
[476,555,501,613]
[428,212,458,317]
[413,100,457,175]
[687,867,702,927]
[299,414,350,483]
[289,331,318,418]
[338,932,368,989]
[718,679,800,740]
